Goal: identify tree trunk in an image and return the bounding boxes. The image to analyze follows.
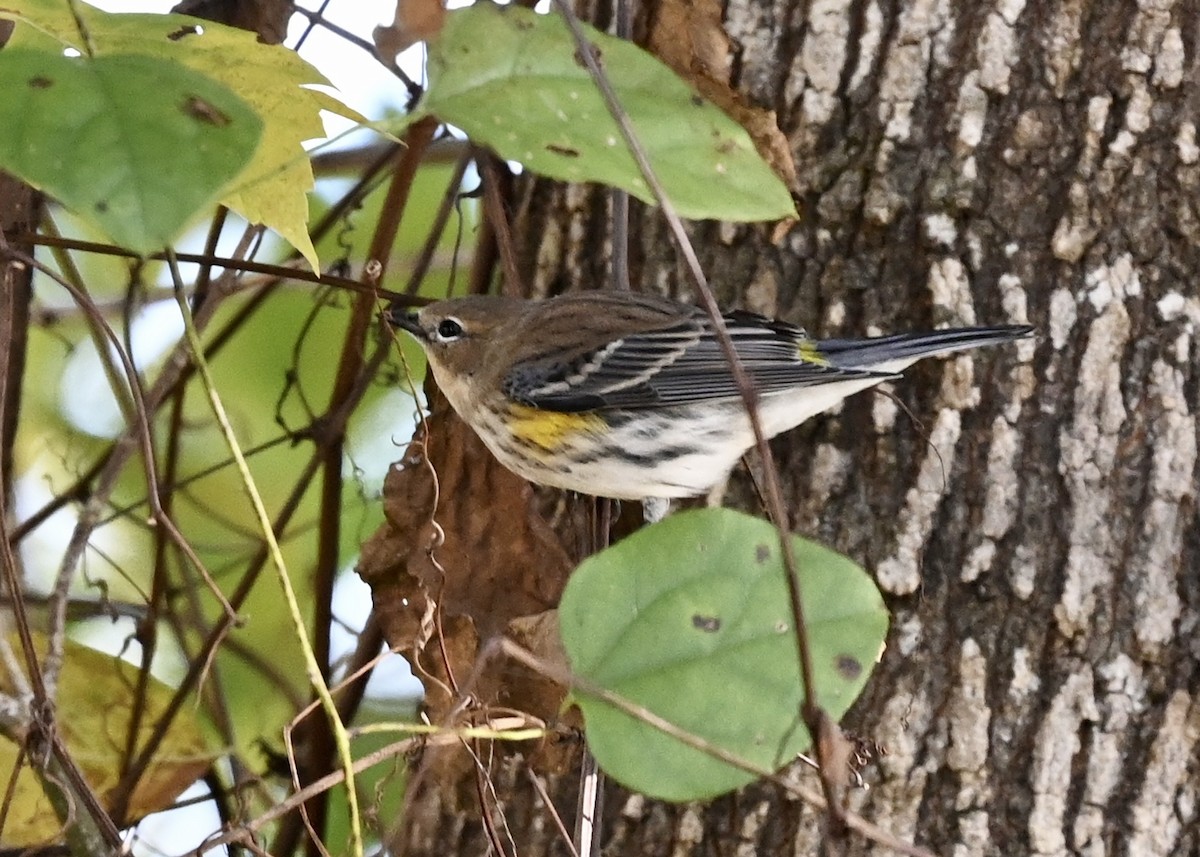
[398,0,1200,853]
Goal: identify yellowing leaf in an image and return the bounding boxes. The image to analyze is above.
[0,634,211,848]
[1,0,368,268]
[0,49,262,255]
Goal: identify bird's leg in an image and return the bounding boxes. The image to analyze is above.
[641,496,671,524]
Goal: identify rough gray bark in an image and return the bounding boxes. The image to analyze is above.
[403,0,1200,854]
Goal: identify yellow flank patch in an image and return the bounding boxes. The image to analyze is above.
[506,404,606,450]
[796,340,830,365]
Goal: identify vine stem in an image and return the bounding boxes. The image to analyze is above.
[550,0,847,831]
[168,255,365,857]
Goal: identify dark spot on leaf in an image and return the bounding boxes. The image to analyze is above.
[692,614,721,633]
[755,544,770,563]
[95,200,108,213]
[167,25,200,40]
[182,96,231,127]
[691,94,704,107]
[835,654,862,680]
[28,75,53,89]
[546,144,580,158]
[573,44,602,68]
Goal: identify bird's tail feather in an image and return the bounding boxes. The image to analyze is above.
[817,325,1033,370]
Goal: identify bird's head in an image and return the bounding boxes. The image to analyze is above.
[388,296,526,411]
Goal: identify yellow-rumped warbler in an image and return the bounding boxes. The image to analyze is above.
[390,291,1032,501]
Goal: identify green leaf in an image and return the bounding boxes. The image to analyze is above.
[559,508,887,801]
[414,3,796,222]
[0,48,261,255]
[1,1,368,268]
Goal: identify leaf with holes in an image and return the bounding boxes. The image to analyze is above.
[1,0,367,268]
[559,507,887,801]
[405,3,795,222]
[0,48,261,255]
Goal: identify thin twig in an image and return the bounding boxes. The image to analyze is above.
[550,0,847,831]
[610,0,633,292]
[273,115,438,857]
[115,202,231,815]
[476,152,524,296]
[8,214,380,835]
[13,232,413,305]
[94,434,293,529]
[167,253,365,857]
[404,151,473,296]
[574,497,616,857]
[499,640,935,857]
[1,248,237,714]
[289,3,421,100]
[527,768,580,857]
[194,716,551,856]
[5,451,109,545]
[0,491,122,850]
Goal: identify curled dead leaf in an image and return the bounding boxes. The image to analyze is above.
[356,382,581,799]
[374,0,447,58]
[646,0,798,193]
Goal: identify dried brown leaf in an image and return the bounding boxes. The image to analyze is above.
[356,382,579,793]
[374,0,446,58]
[813,708,853,804]
[646,0,731,82]
[646,0,798,192]
[170,0,292,44]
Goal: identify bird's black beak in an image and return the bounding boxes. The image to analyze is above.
[387,304,425,339]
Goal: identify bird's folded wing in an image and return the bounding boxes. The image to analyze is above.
[503,315,895,411]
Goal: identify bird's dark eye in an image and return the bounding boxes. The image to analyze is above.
[434,317,464,342]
